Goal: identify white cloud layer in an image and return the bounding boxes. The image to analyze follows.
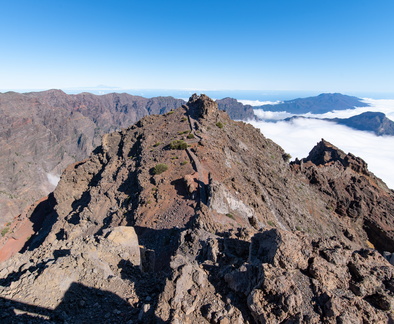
[250,99,394,189]
[47,173,60,187]
[238,100,282,106]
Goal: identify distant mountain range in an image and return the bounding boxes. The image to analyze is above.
[284,111,394,136]
[328,111,394,136]
[257,93,369,114]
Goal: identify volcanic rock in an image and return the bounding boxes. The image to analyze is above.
[0,90,256,227]
[291,139,394,252]
[0,94,393,323]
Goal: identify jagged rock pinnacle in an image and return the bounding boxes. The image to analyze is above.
[187,93,219,119]
[297,139,370,175]
[303,139,346,166]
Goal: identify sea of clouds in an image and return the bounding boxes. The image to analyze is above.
[248,99,394,189]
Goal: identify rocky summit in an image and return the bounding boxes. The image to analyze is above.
[0,95,393,323]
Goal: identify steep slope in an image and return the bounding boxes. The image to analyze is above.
[0,91,256,227]
[0,90,185,226]
[257,93,369,114]
[0,95,393,323]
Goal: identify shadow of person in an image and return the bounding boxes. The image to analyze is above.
[0,282,139,323]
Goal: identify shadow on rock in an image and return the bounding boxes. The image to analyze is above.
[0,282,137,323]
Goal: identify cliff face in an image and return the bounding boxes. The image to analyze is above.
[0,95,393,323]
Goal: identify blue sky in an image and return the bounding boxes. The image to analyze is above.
[1,0,394,93]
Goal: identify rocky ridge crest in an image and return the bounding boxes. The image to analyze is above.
[0,90,255,227]
[0,95,393,323]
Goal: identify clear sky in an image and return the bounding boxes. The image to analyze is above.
[1,0,394,93]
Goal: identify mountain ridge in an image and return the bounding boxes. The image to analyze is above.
[257,93,369,114]
[283,111,394,136]
[0,90,255,226]
[0,95,392,323]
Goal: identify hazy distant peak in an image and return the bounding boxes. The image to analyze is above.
[257,93,369,114]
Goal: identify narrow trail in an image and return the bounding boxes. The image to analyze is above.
[186,148,208,205]
[186,108,209,206]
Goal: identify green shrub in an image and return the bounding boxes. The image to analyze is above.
[226,213,234,219]
[166,111,174,115]
[282,153,292,162]
[153,142,161,147]
[216,122,224,129]
[181,161,189,165]
[178,131,189,135]
[267,220,275,227]
[181,117,187,122]
[152,163,168,175]
[1,227,9,237]
[170,140,188,150]
[187,133,195,139]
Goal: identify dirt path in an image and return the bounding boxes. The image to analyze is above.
[185,109,209,206]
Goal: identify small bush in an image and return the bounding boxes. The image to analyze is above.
[153,142,161,147]
[166,111,174,115]
[216,122,224,129]
[282,153,292,162]
[187,133,195,139]
[226,213,234,219]
[1,227,9,237]
[267,220,275,227]
[178,131,189,135]
[170,140,188,150]
[181,117,187,122]
[152,163,168,175]
[181,161,189,165]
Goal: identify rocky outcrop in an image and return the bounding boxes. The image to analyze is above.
[188,94,219,119]
[0,95,393,323]
[291,139,394,252]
